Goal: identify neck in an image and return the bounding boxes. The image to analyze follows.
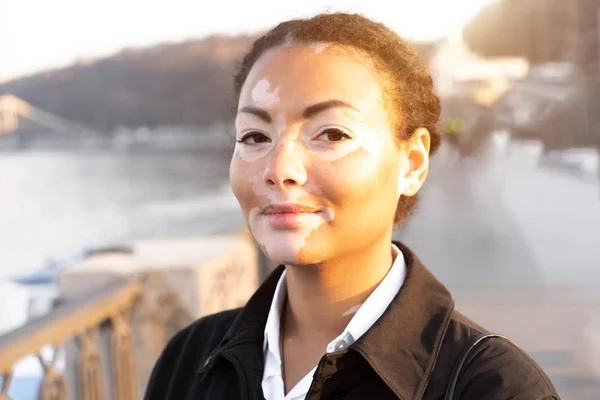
[283,236,395,343]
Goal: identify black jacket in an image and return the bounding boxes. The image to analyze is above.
[145,242,560,399]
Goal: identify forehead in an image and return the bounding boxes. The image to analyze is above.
[239,43,385,112]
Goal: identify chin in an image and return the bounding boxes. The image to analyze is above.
[254,232,317,266]
[250,220,329,265]
[261,242,302,265]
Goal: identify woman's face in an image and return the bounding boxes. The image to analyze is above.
[230,43,429,265]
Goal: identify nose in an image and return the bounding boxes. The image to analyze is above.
[263,139,307,190]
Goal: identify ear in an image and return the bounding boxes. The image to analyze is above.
[399,128,430,197]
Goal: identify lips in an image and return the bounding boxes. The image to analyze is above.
[261,203,321,229]
[261,203,320,215]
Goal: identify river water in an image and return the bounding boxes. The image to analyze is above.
[0,148,242,279]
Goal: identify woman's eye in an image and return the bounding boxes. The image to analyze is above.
[237,132,270,144]
[317,128,352,142]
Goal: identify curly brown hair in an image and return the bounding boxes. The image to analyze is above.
[233,12,441,225]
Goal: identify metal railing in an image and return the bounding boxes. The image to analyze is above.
[0,273,192,400]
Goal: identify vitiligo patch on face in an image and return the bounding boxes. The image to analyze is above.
[248,202,334,265]
[234,113,290,163]
[233,145,266,163]
[274,112,287,136]
[282,32,294,47]
[315,123,382,162]
[310,42,330,54]
[356,125,382,158]
[251,78,280,109]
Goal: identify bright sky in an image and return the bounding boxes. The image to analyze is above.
[0,0,497,82]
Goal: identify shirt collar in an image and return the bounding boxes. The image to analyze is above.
[262,244,407,360]
[262,268,288,359]
[341,244,406,345]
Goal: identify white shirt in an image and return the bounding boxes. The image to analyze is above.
[261,244,407,400]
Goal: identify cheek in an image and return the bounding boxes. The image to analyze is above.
[315,148,398,215]
[230,152,279,216]
[230,154,261,214]
[319,148,380,192]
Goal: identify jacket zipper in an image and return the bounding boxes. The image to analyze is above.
[222,352,250,400]
[305,355,328,400]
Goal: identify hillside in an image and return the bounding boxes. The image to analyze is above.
[0,35,437,132]
[0,35,256,131]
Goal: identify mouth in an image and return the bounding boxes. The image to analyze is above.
[261,203,322,229]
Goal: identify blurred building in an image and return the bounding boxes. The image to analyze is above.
[465,0,600,72]
[462,0,600,150]
[429,28,528,99]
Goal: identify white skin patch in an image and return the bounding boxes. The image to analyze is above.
[313,123,382,162]
[234,147,264,163]
[248,200,335,264]
[360,126,382,157]
[311,42,330,54]
[251,79,281,109]
[282,32,294,47]
[274,112,287,136]
[233,118,268,163]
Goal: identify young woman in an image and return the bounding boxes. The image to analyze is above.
[145,13,560,400]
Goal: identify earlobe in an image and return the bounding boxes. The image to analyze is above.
[399,171,420,197]
[397,173,407,197]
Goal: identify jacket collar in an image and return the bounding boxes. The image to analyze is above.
[352,241,455,399]
[211,241,455,400]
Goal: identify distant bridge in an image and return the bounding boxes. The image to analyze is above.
[0,94,97,136]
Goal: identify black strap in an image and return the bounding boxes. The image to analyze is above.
[444,333,518,400]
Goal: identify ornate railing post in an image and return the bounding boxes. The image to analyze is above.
[111,310,137,400]
[77,328,104,400]
[38,350,67,400]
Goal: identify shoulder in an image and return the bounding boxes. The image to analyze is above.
[174,307,242,350]
[144,308,241,399]
[455,334,559,399]
[443,311,559,400]
[161,307,241,362]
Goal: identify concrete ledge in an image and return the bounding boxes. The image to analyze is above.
[58,233,259,319]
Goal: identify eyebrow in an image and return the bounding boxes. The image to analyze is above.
[237,100,360,124]
[238,106,272,123]
[302,100,360,119]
